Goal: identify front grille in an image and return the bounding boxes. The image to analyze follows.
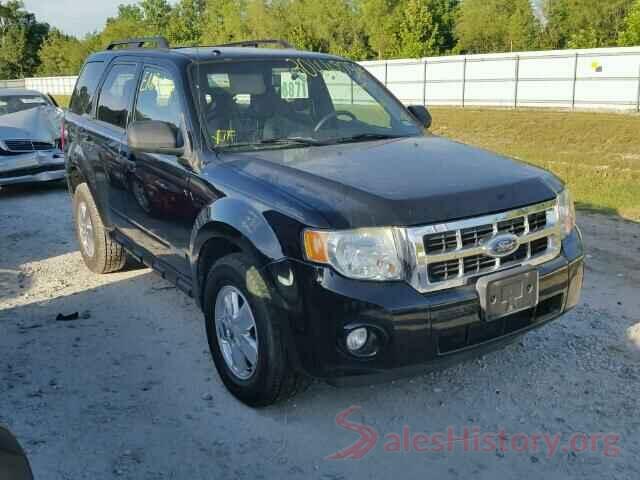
[531,237,549,256]
[33,141,55,151]
[428,259,460,282]
[0,164,64,179]
[4,140,33,151]
[2,139,55,152]
[498,217,526,235]
[461,224,493,248]
[424,231,458,254]
[462,254,497,275]
[407,200,562,293]
[528,211,547,232]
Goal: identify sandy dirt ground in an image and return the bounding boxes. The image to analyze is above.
[1,183,639,479]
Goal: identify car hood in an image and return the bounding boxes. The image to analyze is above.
[217,135,562,229]
[0,106,61,144]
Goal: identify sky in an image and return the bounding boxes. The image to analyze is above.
[22,0,176,38]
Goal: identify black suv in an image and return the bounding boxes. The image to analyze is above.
[63,37,584,406]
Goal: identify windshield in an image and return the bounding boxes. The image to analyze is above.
[192,58,423,150]
[0,94,50,115]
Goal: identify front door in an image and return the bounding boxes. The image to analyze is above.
[123,64,200,278]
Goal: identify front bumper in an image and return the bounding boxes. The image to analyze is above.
[266,227,584,381]
[0,150,65,186]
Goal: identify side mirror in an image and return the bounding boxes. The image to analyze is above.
[407,105,432,130]
[0,426,34,480]
[127,120,184,156]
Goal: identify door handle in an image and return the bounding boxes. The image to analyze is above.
[123,152,136,171]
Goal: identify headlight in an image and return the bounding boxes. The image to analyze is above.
[303,227,404,281]
[557,188,576,236]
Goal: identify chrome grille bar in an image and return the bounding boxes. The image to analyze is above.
[404,199,562,293]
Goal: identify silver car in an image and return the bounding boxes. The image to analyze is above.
[0,88,65,187]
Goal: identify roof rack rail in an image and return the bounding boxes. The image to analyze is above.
[213,39,294,49]
[106,36,170,51]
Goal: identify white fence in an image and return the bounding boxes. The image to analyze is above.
[362,46,640,111]
[0,79,27,89]
[25,76,78,96]
[6,45,640,111]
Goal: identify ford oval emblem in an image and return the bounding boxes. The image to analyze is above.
[484,233,520,258]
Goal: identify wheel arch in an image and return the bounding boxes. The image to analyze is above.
[190,197,285,309]
[66,143,112,228]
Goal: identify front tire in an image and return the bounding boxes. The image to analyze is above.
[204,253,307,406]
[73,183,126,274]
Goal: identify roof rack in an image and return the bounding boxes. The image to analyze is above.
[213,39,294,49]
[106,36,170,51]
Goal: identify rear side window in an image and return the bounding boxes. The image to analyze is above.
[69,61,105,116]
[96,64,138,129]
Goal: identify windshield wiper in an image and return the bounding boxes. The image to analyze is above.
[330,133,410,144]
[217,137,323,151]
[258,136,324,146]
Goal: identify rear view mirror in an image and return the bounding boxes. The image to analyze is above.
[407,105,432,130]
[0,426,34,480]
[128,120,184,156]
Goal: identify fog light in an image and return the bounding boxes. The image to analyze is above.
[346,327,368,352]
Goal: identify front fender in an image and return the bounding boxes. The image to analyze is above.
[191,197,285,260]
[190,197,286,306]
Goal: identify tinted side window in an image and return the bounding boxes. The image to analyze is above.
[97,64,138,129]
[69,61,105,115]
[134,68,181,130]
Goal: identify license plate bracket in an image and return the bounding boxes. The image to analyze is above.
[476,267,539,322]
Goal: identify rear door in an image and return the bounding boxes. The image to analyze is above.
[92,62,141,230]
[65,60,107,204]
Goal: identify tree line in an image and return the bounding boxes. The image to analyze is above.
[2,0,640,79]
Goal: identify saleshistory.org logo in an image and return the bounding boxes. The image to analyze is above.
[326,406,621,460]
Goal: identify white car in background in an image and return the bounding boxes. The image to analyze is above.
[0,88,65,187]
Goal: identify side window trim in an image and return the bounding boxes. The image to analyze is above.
[94,61,141,131]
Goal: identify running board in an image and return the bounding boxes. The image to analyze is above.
[111,230,194,297]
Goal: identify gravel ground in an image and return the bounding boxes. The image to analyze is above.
[1,183,639,479]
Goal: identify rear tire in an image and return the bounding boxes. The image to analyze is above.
[203,253,308,406]
[73,183,126,274]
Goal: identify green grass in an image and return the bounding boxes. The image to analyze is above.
[430,108,640,221]
[53,95,70,108]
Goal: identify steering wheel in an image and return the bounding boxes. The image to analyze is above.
[313,110,357,132]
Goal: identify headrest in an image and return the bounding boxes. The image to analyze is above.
[139,89,158,102]
[229,73,266,95]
